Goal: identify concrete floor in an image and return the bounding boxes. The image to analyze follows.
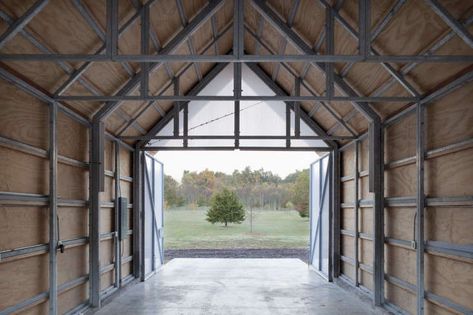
[96,258,382,315]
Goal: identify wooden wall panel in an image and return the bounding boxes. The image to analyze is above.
[385,207,416,240]
[425,254,473,311]
[385,283,415,314]
[360,207,373,235]
[0,80,48,149]
[384,113,416,163]
[57,112,88,162]
[384,164,416,197]
[342,180,354,203]
[0,206,48,250]
[341,146,355,176]
[341,208,354,230]
[58,207,88,240]
[360,270,373,291]
[58,283,88,315]
[58,164,88,200]
[57,246,88,286]
[341,235,355,258]
[341,261,355,281]
[100,271,114,290]
[0,147,48,194]
[100,208,114,234]
[425,207,472,245]
[0,254,48,310]
[385,245,416,286]
[100,239,114,267]
[425,148,473,197]
[359,239,373,266]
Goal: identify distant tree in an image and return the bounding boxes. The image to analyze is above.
[206,189,245,227]
[291,169,310,218]
[164,175,184,208]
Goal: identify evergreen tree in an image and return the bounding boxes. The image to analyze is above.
[206,189,245,227]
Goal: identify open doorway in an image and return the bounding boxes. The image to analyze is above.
[158,151,315,263]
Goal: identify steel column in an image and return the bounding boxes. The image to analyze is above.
[332,148,341,278]
[48,102,58,315]
[416,102,426,314]
[354,140,359,287]
[234,62,242,148]
[370,122,385,306]
[294,77,301,137]
[132,149,142,279]
[114,141,121,288]
[89,121,104,308]
[141,3,150,97]
[359,0,370,58]
[173,77,180,137]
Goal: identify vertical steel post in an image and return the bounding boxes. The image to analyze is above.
[89,121,104,308]
[234,62,241,148]
[318,160,323,271]
[325,6,334,98]
[285,103,291,148]
[294,77,301,137]
[141,3,149,97]
[234,0,244,58]
[359,0,370,58]
[114,141,121,287]
[48,102,58,315]
[106,0,118,58]
[173,77,180,137]
[140,152,146,281]
[132,148,141,279]
[332,148,340,278]
[416,103,425,314]
[354,140,359,286]
[328,154,333,282]
[183,103,188,147]
[370,122,384,306]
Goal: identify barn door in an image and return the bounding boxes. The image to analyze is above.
[309,154,332,279]
[142,153,164,279]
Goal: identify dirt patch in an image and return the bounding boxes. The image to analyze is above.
[165,248,309,263]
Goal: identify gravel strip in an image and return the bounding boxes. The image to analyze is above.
[165,248,309,263]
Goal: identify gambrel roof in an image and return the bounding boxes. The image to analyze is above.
[0,0,472,148]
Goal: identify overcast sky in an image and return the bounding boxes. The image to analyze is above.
[154,150,319,181]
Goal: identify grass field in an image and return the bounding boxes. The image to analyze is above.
[164,208,309,249]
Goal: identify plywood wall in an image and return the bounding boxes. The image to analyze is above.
[339,82,473,314]
[0,78,135,313]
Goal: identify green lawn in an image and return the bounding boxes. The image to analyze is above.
[164,208,309,249]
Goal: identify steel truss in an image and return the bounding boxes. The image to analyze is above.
[0,1,472,315]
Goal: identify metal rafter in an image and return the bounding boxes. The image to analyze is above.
[426,0,473,48]
[0,0,48,49]
[328,15,473,135]
[251,0,380,123]
[92,0,225,122]
[116,21,233,136]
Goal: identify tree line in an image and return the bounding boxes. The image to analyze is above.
[165,166,310,217]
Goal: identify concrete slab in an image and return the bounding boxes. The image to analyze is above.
[95,258,383,315]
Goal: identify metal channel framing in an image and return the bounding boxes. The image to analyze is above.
[114,141,121,288]
[416,102,426,314]
[89,121,104,308]
[354,140,360,287]
[49,102,58,315]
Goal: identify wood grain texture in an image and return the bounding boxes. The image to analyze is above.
[0,206,48,250]
[0,147,48,194]
[425,148,473,197]
[385,164,416,198]
[385,113,416,163]
[385,245,416,285]
[0,80,48,149]
[426,80,473,150]
[58,111,89,162]
[385,282,415,314]
[385,207,416,241]
[57,245,88,286]
[58,207,88,240]
[0,254,48,310]
[342,207,354,230]
[58,282,88,315]
[425,253,473,311]
[360,207,373,235]
[58,163,88,200]
[425,207,473,245]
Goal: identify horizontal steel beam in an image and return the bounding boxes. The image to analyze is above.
[1,53,472,63]
[142,146,331,151]
[55,95,418,102]
[123,135,355,141]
